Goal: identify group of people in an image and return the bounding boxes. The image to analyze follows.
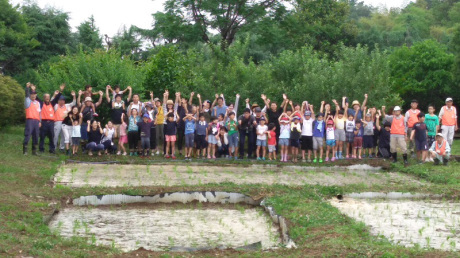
[23,82,457,165]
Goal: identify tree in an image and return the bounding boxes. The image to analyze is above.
[0,0,38,74]
[21,2,72,67]
[389,40,454,110]
[111,26,142,57]
[76,15,102,51]
[0,75,25,127]
[161,0,279,50]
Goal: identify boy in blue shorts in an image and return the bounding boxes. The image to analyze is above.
[183,113,196,160]
[312,113,326,163]
[278,113,291,162]
[410,112,428,163]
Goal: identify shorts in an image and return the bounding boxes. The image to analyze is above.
[326,139,336,147]
[185,133,195,148]
[166,135,176,142]
[257,139,267,147]
[279,138,289,146]
[427,136,435,149]
[334,129,346,142]
[300,136,313,151]
[415,140,428,151]
[196,135,207,149]
[363,135,374,148]
[353,136,363,149]
[268,145,276,152]
[346,132,354,143]
[119,135,128,144]
[228,133,239,148]
[72,137,80,146]
[313,137,323,150]
[290,139,300,148]
[208,135,217,145]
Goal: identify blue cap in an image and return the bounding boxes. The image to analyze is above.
[304,111,312,116]
[143,113,150,118]
[59,96,66,101]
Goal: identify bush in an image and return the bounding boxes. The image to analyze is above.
[0,75,25,127]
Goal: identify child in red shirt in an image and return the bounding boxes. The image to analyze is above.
[267,123,277,160]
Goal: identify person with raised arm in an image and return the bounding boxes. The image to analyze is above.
[342,93,368,121]
[53,84,76,154]
[382,105,408,165]
[38,84,63,154]
[23,83,41,155]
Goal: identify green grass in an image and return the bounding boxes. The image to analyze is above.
[0,125,458,256]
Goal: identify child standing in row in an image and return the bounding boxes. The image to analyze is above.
[137,113,154,157]
[196,114,208,158]
[410,112,428,163]
[207,116,219,159]
[165,112,179,159]
[183,113,196,160]
[345,103,357,158]
[267,123,277,161]
[278,113,291,162]
[226,112,239,159]
[118,113,128,155]
[128,108,140,156]
[325,117,336,161]
[353,121,364,159]
[362,113,374,157]
[333,99,346,160]
[256,117,268,160]
[290,116,302,163]
[71,114,83,155]
[313,113,325,163]
[301,106,315,162]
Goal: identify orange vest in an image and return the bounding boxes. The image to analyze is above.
[435,139,447,155]
[55,105,68,122]
[390,115,405,135]
[25,101,41,120]
[441,106,456,126]
[41,103,55,121]
[407,109,420,128]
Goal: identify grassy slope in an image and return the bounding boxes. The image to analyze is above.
[0,126,458,257]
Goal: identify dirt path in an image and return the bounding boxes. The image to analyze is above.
[55,164,426,188]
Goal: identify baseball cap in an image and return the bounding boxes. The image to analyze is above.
[84,97,92,102]
[143,113,150,118]
[446,97,453,102]
[327,120,334,125]
[153,97,160,102]
[365,113,371,117]
[280,117,289,123]
[304,111,312,116]
[255,107,262,113]
[30,91,37,95]
[59,96,66,101]
[260,117,266,121]
[436,133,443,137]
[293,116,300,120]
[317,112,324,117]
[393,106,401,111]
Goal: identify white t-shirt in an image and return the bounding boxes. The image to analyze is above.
[72,125,81,138]
[102,127,115,142]
[301,118,314,136]
[130,102,144,112]
[257,125,268,140]
[326,127,335,140]
[345,120,355,132]
[279,123,291,139]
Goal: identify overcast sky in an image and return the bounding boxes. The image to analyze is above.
[11,0,413,38]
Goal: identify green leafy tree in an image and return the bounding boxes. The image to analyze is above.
[160,0,279,50]
[0,0,38,74]
[0,75,25,127]
[76,15,103,51]
[111,26,142,57]
[389,40,454,110]
[21,2,72,67]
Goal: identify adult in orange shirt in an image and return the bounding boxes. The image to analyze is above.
[53,87,76,153]
[23,83,41,155]
[438,97,458,146]
[38,89,61,154]
[382,105,408,165]
[404,99,420,157]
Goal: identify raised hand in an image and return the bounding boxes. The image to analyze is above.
[321,101,325,105]
[80,113,83,117]
[106,85,111,89]
[191,92,195,96]
[54,90,60,95]
[127,86,132,90]
[26,82,31,88]
[150,91,154,98]
[60,83,66,92]
[245,98,249,103]
[236,93,240,98]
[375,114,380,119]
[332,99,337,104]
[215,94,219,99]
[220,93,224,98]
[87,120,91,124]
[261,94,266,100]
[283,94,287,100]
[289,100,293,105]
[364,93,368,98]
[30,84,36,91]
[71,91,76,97]
[197,94,201,99]
[98,91,103,96]
[267,99,270,104]
[382,106,386,110]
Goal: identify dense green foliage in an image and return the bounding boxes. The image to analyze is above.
[0,75,25,127]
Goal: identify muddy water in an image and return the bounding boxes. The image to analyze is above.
[55,164,425,188]
[49,207,281,252]
[330,197,460,251]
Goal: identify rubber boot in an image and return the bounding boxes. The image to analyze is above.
[434,158,440,165]
[32,146,38,156]
[66,149,71,156]
[23,145,28,155]
[403,154,408,166]
[443,158,449,166]
[392,152,397,163]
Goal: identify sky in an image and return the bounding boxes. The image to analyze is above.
[11,0,413,38]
